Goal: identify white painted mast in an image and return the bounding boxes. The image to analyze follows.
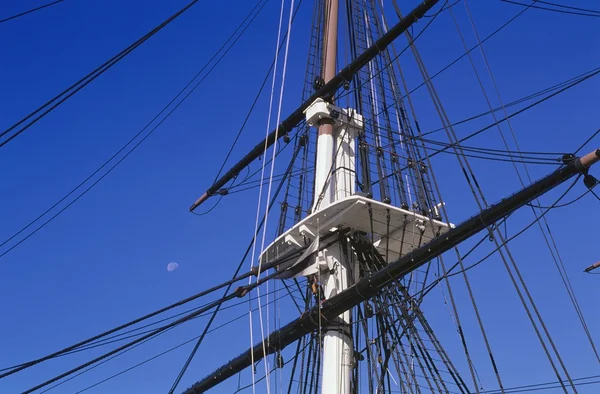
[261,2,442,394]
[311,1,356,392]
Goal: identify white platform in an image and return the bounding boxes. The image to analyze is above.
[260,195,453,273]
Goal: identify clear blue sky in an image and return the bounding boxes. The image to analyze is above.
[1,0,599,393]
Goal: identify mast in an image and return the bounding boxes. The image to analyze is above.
[313,0,338,211]
[313,2,355,393]
[188,0,441,212]
[185,149,600,393]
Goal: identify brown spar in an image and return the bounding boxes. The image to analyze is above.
[584,261,600,273]
[580,148,600,168]
[183,149,600,392]
[189,0,441,212]
[317,0,338,138]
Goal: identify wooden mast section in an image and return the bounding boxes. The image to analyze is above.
[186,149,600,393]
[313,0,339,210]
[188,0,442,212]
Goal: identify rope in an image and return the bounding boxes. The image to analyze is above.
[0,0,63,24]
[261,1,295,390]
[247,0,290,389]
[463,0,600,366]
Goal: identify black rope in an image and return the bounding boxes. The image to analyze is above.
[365,239,468,393]
[0,0,269,259]
[373,78,600,189]
[0,0,63,24]
[427,177,579,286]
[0,268,252,378]
[575,128,600,154]
[0,0,206,148]
[23,293,240,393]
[482,373,600,393]
[212,0,305,183]
[167,139,305,392]
[418,68,600,139]
[41,288,297,393]
[2,160,308,381]
[336,0,448,103]
[2,289,288,375]
[28,264,292,393]
[534,0,600,14]
[396,2,489,390]
[366,139,562,166]
[409,9,586,378]
[347,0,535,139]
[418,69,600,161]
[500,0,600,17]
[590,188,600,203]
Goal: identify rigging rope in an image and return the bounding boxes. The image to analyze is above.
[390,2,484,391]
[397,1,584,390]
[3,143,306,390]
[58,289,298,394]
[256,1,295,390]
[574,128,600,155]
[22,292,241,393]
[533,0,600,14]
[212,0,306,184]
[366,139,562,166]
[589,188,600,203]
[462,0,600,365]
[246,0,288,390]
[373,68,600,188]
[419,67,600,138]
[414,66,600,166]
[25,266,294,393]
[0,268,250,377]
[421,176,580,297]
[0,0,206,148]
[499,0,600,17]
[0,0,63,24]
[167,0,307,391]
[0,0,270,259]
[339,0,534,132]
[167,139,305,393]
[1,291,281,374]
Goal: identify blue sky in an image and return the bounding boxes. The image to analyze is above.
[1,0,599,393]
